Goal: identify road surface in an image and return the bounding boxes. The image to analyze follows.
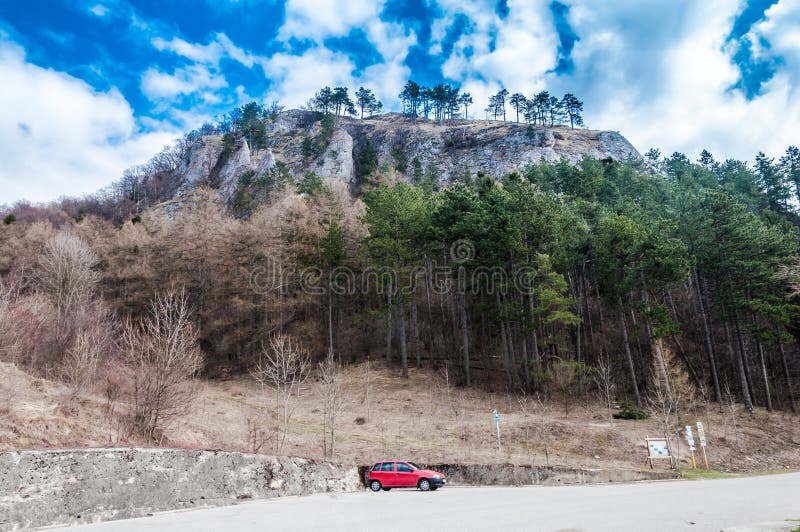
[68,473,800,532]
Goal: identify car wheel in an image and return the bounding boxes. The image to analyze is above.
[369,480,382,492]
[418,479,431,491]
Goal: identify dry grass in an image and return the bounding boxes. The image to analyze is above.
[2,360,799,474]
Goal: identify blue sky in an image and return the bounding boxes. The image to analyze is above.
[1,0,799,202]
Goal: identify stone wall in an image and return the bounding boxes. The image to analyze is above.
[0,448,361,531]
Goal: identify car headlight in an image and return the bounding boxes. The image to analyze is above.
[432,474,441,479]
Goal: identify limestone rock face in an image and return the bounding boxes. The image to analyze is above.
[254,149,276,176]
[176,135,225,187]
[217,139,255,198]
[311,128,355,184]
[169,110,641,201]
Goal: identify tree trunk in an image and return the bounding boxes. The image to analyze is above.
[778,341,797,413]
[756,337,772,411]
[734,314,756,408]
[748,310,773,411]
[642,288,672,401]
[527,293,540,362]
[725,320,753,411]
[424,262,435,362]
[385,292,392,362]
[398,299,408,378]
[619,298,641,407]
[458,290,471,386]
[497,291,513,381]
[327,286,334,355]
[411,299,421,369]
[694,269,722,403]
[502,292,517,381]
[448,291,460,362]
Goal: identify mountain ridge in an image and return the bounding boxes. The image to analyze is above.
[173,109,641,203]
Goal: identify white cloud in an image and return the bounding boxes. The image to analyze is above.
[423,1,559,117]
[264,47,358,107]
[141,64,228,100]
[151,36,224,64]
[440,0,557,89]
[436,0,800,160]
[89,4,109,17]
[0,39,178,203]
[151,33,268,70]
[553,0,800,161]
[278,0,385,42]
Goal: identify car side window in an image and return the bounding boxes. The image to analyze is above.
[372,463,381,472]
[381,462,394,472]
[397,463,413,473]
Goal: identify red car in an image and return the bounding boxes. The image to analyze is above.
[368,461,446,492]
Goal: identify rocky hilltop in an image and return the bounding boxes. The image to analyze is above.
[174,110,640,200]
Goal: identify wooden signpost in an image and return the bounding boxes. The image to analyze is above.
[696,421,709,470]
[685,425,697,470]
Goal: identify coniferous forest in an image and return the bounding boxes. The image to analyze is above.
[2,96,800,432]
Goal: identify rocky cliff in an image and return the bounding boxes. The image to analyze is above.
[174,110,640,201]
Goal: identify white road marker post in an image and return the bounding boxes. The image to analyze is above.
[493,409,501,451]
[685,425,697,470]
[696,421,709,470]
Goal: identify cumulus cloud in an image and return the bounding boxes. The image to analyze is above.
[141,64,227,100]
[555,0,800,161]
[151,33,268,70]
[278,0,385,42]
[0,39,177,203]
[264,48,358,107]
[267,2,416,111]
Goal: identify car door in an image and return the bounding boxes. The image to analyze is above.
[370,463,382,484]
[395,462,415,487]
[380,461,396,486]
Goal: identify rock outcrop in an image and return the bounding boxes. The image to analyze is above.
[171,110,641,201]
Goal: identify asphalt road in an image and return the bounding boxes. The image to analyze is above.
[67,473,800,532]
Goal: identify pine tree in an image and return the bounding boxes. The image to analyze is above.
[561,93,584,128]
[510,93,527,123]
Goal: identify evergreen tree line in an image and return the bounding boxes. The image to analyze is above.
[353,147,799,413]
[5,142,800,414]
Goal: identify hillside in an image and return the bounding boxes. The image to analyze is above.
[173,111,640,202]
[3,361,799,474]
[1,104,799,481]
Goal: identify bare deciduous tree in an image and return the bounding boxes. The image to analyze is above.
[647,367,678,468]
[122,288,203,441]
[319,350,346,459]
[61,310,114,394]
[594,354,616,421]
[548,360,593,417]
[245,416,271,454]
[250,333,310,453]
[38,233,100,316]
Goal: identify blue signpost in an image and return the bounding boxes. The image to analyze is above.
[493,409,501,450]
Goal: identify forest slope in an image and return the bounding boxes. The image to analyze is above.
[2,361,799,474]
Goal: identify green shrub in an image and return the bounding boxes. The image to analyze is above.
[390,144,408,173]
[613,401,650,420]
[3,213,15,225]
[297,172,326,195]
[301,136,315,158]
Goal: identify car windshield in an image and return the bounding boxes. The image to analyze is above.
[407,462,421,469]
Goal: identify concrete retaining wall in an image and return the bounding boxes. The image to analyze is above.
[0,449,361,531]
[425,464,680,486]
[358,463,679,487]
